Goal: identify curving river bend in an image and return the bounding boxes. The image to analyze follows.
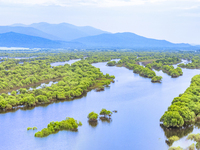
[0,60,200,150]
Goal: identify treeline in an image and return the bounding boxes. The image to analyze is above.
[160,74,200,128]
[0,60,114,110]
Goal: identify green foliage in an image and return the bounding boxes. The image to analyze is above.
[151,76,162,82]
[178,58,200,69]
[0,60,114,110]
[168,146,183,150]
[187,144,195,150]
[107,61,116,66]
[78,121,82,126]
[87,112,99,121]
[33,127,37,130]
[187,133,200,142]
[99,108,113,117]
[160,111,184,128]
[27,127,37,130]
[186,134,200,150]
[27,127,33,130]
[160,74,200,127]
[155,57,181,65]
[35,117,80,137]
[0,50,197,114]
[162,65,183,77]
[130,64,156,78]
[168,136,180,142]
[0,100,8,109]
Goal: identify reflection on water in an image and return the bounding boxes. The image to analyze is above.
[160,124,194,146]
[50,59,81,67]
[173,59,192,68]
[7,81,58,95]
[99,117,112,124]
[88,121,98,127]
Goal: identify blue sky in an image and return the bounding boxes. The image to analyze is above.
[0,0,200,44]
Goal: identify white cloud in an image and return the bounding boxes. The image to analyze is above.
[0,0,195,7]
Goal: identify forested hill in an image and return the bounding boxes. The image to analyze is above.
[0,32,83,48]
[72,32,192,49]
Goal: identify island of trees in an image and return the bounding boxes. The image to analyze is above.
[87,109,113,122]
[107,61,116,66]
[160,74,200,128]
[0,60,115,111]
[35,117,82,137]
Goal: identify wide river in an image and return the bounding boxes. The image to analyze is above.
[0,60,200,150]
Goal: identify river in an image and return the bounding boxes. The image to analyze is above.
[0,61,200,150]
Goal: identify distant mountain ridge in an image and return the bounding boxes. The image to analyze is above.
[72,32,192,49]
[0,22,197,50]
[0,32,83,48]
[11,22,109,41]
[0,26,59,40]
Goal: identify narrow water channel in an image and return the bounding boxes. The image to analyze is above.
[0,61,200,150]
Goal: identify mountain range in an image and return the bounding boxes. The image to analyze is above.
[0,22,197,50]
[11,22,108,41]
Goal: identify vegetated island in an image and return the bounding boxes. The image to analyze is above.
[35,117,82,137]
[0,50,196,113]
[151,76,162,83]
[162,65,183,77]
[99,108,112,118]
[87,108,113,123]
[88,112,99,122]
[27,127,37,130]
[178,58,200,69]
[107,56,183,82]
[160,75,200,129]
[0,60,115,111]
[107,61,116,66]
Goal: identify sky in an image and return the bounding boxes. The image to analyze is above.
[0,0,200,44]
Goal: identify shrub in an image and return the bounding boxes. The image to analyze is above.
[27,127,33,130]
[35,117,80,137]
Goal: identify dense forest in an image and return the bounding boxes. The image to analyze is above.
[0,59,115,110]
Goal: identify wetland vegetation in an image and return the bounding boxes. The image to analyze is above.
[2,49,200,149]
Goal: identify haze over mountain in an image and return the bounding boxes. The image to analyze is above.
[0,30,196,50]
[0,26,59,40]
[0,32,83,48]
[72,32,192,49]
[11,22,109,41]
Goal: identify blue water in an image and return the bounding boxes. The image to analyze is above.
[0,61,200,150]
[50,59,81,67]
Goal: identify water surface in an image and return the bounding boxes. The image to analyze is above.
[50,59,81,67]
[0,61,200,150]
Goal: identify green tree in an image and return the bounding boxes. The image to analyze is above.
[87,112,98,122]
